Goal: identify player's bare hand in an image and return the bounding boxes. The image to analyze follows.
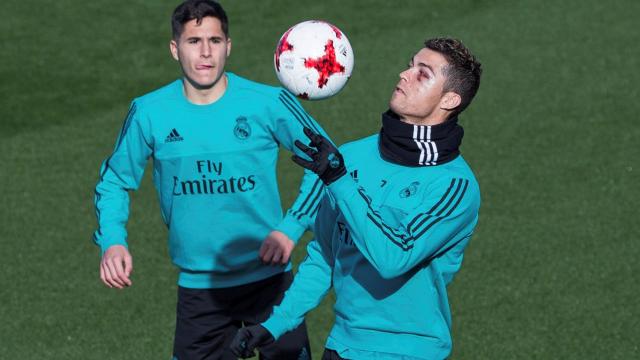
[259,230,294,265]
[100,245,133,289]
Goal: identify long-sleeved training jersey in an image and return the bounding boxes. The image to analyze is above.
[263,134,480,359]
[93,72,326,289]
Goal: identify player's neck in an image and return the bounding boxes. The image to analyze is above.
[182,74,228,105]
[400,110,450,126]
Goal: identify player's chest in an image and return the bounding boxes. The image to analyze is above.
[333,166,430,259]
[346,166,428,213]
[151,109,275,159]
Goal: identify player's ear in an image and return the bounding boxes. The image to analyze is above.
[440,91,461,111]
[226,37,232,57]
[170,39,179,61]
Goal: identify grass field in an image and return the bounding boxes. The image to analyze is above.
[1,0,639,359]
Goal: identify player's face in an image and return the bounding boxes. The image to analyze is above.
[170,16,231,89]
[389,48,460,125]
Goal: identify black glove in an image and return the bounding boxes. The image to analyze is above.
[229,325,275,359]
[292,127,347,185]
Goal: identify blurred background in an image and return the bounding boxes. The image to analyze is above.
[1,0,638,358]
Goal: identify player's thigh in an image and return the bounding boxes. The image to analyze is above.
[245,271,296,320]
[243,272,311,359]
[173,286,241,360]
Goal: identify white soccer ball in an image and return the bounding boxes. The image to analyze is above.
[274,20,354,100]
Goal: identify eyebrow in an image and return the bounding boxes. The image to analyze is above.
[186,35,225,41]
[411,57,435,75]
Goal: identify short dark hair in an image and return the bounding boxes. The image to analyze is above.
[171,0,229,40]
[425,38,482,116]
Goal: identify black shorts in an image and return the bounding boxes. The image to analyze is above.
[172,271,310,360]
[321,348,346,360]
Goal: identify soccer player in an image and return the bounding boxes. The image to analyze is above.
[230,38,482,359]
[93,1,326,358]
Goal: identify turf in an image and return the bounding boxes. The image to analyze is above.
[1,0,638,358]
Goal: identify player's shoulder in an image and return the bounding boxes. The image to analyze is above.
[443,155,477,181]
[433,155,480,197]
[228,72,288,101]
[133,79,182,108]
[338,134,378,155]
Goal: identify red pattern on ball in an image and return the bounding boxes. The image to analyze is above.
[303,40,345,88]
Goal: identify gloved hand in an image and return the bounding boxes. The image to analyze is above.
[229,324,275,359]
[292,127,346,185]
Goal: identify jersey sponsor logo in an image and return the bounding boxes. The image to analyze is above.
[399,181,420,198]
[233,116,251,140]
[172,160,257,196]
[172,175,256,196]
[165,128,184,143]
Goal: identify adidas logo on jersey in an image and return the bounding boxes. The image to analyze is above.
[349,169,359,183]
[165,128,184,143]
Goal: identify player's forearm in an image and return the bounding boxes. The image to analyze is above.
[93,164,134,253]
[328,175,459,278]
[262,240,332,339]
[94,105,153,252]
[277,171,324,242]
[325,175,405,275]
[94,195,130,253]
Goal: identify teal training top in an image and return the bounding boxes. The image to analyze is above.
[93,72,326,289]
[263,134,480,359]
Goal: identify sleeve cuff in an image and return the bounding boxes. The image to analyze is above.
[275,215,307,244]
[262,316,290,341]
[94,231,128,256]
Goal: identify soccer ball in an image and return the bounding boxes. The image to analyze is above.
[274,20,354,100]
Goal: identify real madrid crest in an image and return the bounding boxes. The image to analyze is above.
[399,181,420,198]
[233,116,251,140]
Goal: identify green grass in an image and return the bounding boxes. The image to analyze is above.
[1,0,639,358]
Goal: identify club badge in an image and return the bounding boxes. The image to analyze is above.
[399,181,420,198]
[233,116,251,140]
